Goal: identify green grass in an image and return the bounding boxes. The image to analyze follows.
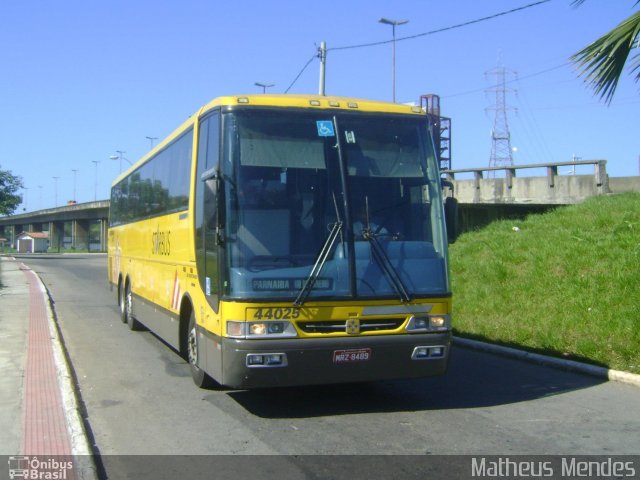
[450,192,640,374]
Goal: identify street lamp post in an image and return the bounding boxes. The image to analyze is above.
[109,150,131,173]
[92,161,100,201]
[71,169,78,203]
[146,136,158,149]
[52,176,60,207]
[255,82,274,93]
[378,17,409,103]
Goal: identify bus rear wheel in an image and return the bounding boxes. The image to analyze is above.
[118,280,127,323]
[187,311,215,388]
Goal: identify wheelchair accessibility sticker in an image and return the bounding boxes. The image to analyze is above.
[316,120,335,137]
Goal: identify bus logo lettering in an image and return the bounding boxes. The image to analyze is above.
[152,227,171,256]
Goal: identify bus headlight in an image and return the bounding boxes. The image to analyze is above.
[429,316,448,329]
[250,323,267,335]
[405,314,450,332]
[227,321,298,339]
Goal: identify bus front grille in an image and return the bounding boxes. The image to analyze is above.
[298,318,405,334]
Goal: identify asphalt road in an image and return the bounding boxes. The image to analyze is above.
[16,254,640,476]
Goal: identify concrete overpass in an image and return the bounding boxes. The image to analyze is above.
[0,200,109,252]
[443,159,640,231]
[1,160,638,250]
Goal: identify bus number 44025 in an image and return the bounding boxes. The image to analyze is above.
[252,307,301,320]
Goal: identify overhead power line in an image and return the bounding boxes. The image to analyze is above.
[443,62,569,99]
[328,0,554,52]
[284,0,555,93]
[284,54,317,93]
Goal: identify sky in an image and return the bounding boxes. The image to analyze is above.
[1,0,638,213]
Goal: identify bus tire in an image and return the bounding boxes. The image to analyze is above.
[187,311,215,388]
[124,282,144,331]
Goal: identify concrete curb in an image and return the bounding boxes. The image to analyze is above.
[454,336,640,388]
[24,263,98,479]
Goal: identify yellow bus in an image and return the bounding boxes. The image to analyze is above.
[108,94,455,389]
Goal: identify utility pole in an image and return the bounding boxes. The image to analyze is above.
[318,41,327,96]
[571,154,582,175]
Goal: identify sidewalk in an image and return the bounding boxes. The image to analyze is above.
[0,257,28,455]
[0,256,95,479]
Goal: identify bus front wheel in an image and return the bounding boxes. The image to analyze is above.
[124,282,144,331]
[187,312,215,388]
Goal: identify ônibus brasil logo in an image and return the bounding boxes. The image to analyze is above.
[8,456,73,480]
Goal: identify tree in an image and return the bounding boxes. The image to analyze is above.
[570,1,640,104]
[0,167,24,215]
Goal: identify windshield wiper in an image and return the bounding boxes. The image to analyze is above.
[293,194,343,307]
[359,196,411,303]
[293,221,342,307]
[362,229,412,304]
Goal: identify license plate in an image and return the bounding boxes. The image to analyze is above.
[333,348,372,364]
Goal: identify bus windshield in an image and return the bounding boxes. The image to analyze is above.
[221,108,449,302]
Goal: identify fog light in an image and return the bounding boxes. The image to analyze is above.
[411,346,446,360]
[413,347,430,359]
[265,354,284,365]
[247,354,264,366]
[246,353,288,368]
[430,346,444,358]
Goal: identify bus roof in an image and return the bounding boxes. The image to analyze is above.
[202,94,423,116]
[112,94,424,186]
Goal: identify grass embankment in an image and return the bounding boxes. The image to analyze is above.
[450,192,640,374]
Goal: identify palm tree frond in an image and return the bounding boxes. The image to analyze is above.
[629,51,640,81]
[570,10,640,104]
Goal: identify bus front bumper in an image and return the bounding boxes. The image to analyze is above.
[214,332,451,389]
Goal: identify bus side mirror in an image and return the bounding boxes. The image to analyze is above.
[444,196,458,243]
[201,168,217,182]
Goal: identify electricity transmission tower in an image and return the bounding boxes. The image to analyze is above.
[486,57,517,173]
